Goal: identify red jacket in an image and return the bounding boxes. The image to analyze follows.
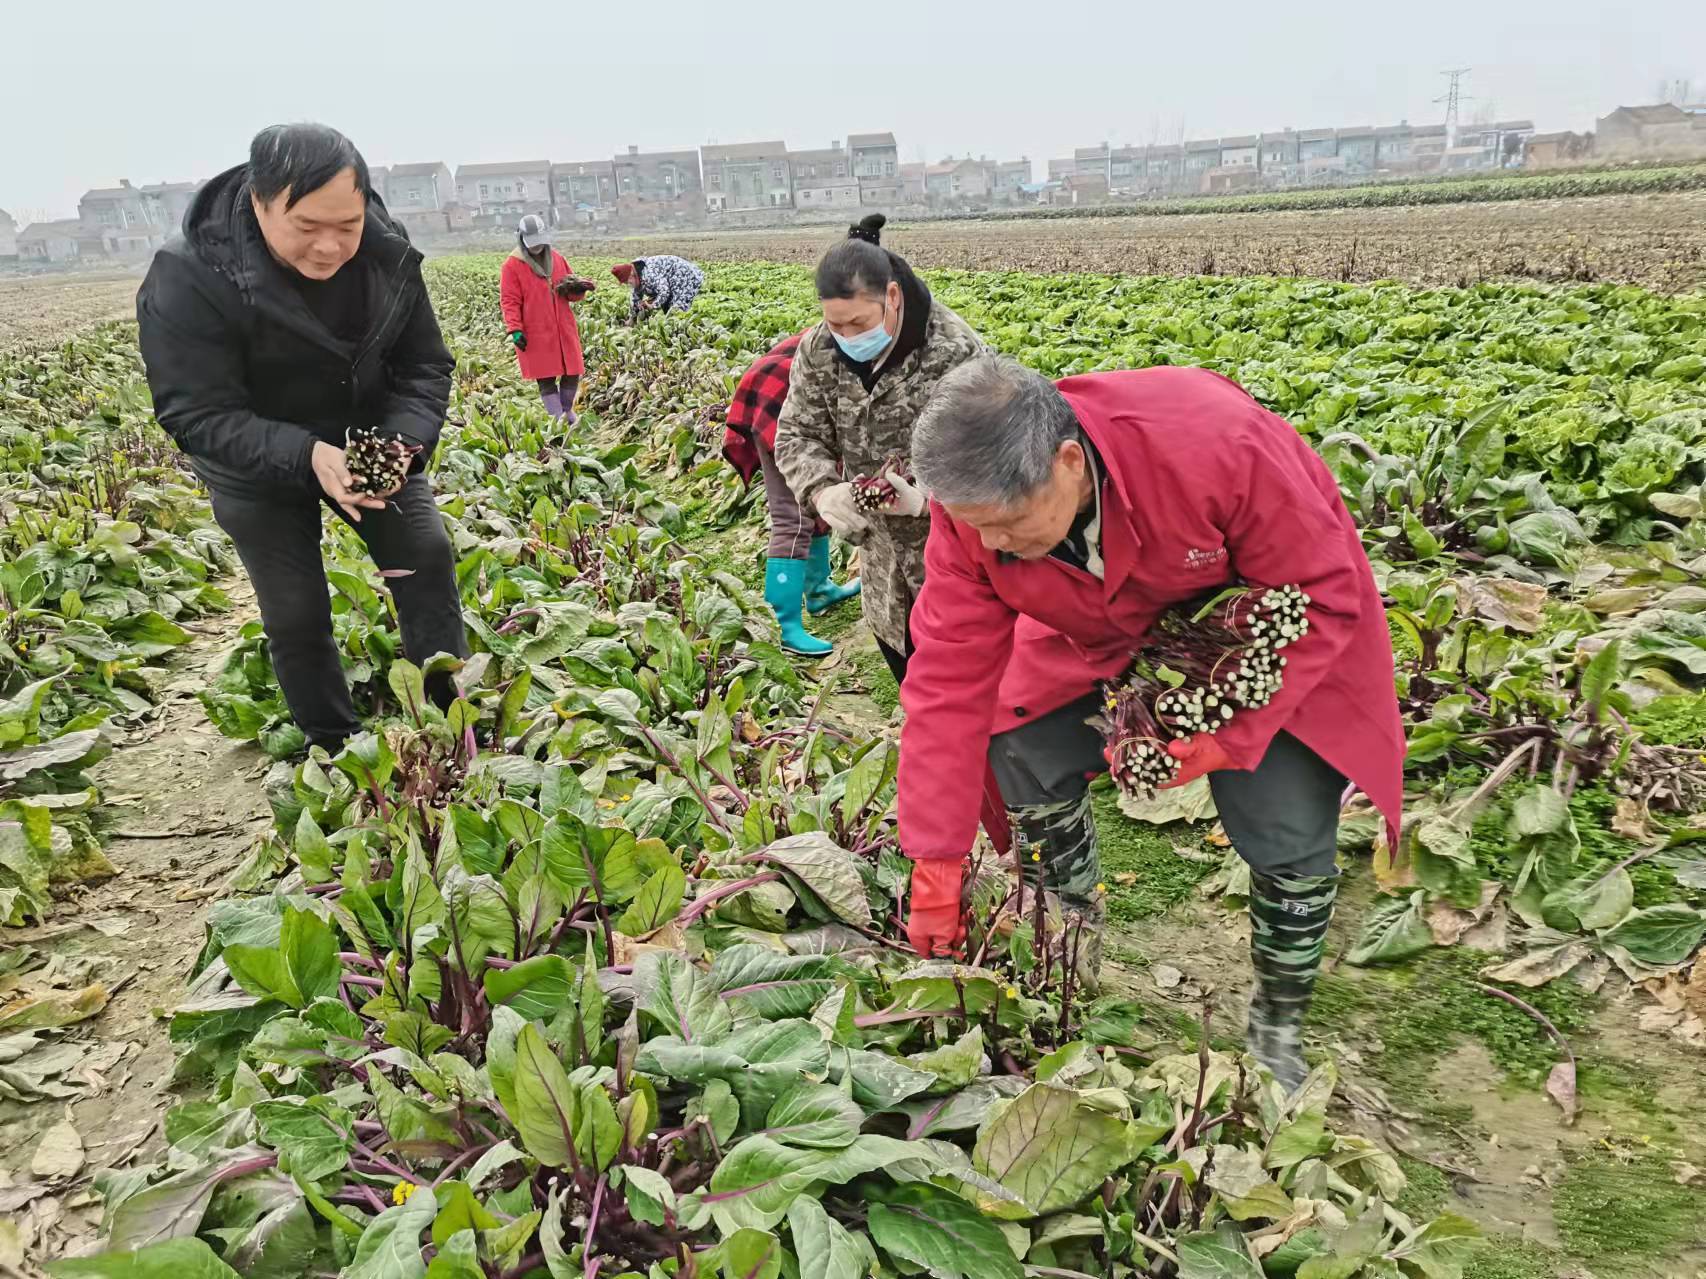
[499,250,585,380]
[899,367,1404,862]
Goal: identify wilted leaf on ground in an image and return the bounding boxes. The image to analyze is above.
[1117,777,1216,825]
[1426,881,1501,946]
[30,1116,85,1180]
[1347,892,1433,966]
[0,982,109,1030]
[1457,576,1546,633]
[1603,904,1706,966]
[1383,1212,1484,1277]
[1480,937,1595,987]
[1540,867,1635,933]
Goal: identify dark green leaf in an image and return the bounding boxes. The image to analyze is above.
[866,1182,1023,1279]
[46,1238,242,1279]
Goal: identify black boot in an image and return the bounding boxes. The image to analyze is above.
[1246,870,1339,1092]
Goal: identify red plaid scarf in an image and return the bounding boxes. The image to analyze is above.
[722,331,805,483]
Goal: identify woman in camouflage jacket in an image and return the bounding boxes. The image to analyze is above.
[774,214,984,682]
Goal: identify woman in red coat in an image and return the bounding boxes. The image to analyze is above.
[500,214,587,423]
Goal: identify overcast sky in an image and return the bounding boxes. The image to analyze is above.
[3,0,1701,220]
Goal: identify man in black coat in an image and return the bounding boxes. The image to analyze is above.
[137,123,467,753]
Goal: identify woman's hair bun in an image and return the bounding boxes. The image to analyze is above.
[847,213,887,244]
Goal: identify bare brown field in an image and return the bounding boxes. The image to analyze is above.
[562,190,1706,291]
[0,272,141,351]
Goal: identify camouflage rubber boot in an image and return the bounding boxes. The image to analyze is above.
[1246,870,1339,1093]
[1009,793,1104,989]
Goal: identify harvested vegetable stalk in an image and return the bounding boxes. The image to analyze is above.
[1097,584,1311,799]
[345,427,421,495]
[852,456,912,513]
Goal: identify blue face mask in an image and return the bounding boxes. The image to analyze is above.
[832,306,893,362]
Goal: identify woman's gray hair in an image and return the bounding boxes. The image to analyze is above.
[913,355,1080,507]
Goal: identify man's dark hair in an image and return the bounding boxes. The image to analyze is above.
[249,124,371,209]
[815,213,896,300]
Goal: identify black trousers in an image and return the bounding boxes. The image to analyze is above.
[988,692,1345,877]
[208,475,468,749]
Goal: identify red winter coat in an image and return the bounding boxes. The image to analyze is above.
[500,249,585,380]
[898,366,1404,864]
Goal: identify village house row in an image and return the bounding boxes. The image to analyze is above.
[4,102,1703,265]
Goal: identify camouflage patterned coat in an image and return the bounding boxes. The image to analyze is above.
[773,302,985,653]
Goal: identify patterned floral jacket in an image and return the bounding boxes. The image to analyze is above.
[628,255,704,325]
[774,283,985,653]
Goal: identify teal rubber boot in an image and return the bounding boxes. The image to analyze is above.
[805,535,861,616]
[765,558,833,657]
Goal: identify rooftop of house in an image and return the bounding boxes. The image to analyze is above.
[455,161,551,178]
[701,141,788,162]
[847,132,896,149]
[1298,128,1338,142]
[20,219,85,238]
[552,161,614,175]
[1221,134,1259,147]
[388,163,448,177]
[1606,104,1689,124]
[615,149,699,165]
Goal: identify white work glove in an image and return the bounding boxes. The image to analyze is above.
[815,481,871,539]
[885,471,928,518]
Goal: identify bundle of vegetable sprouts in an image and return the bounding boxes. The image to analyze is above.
[1098,584,1311,796]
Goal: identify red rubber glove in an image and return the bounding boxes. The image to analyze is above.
[1160,734,1234,789]
[906,860,967,959]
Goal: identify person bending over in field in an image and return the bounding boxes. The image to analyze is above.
[612,254,703,325]
[136,122,467,756]
[501,213,591,424]
[718,332,860,656]
[896,355,1404,1091]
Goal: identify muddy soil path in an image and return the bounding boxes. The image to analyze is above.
[0,581,265,1265]
[1090,839,1706,1278]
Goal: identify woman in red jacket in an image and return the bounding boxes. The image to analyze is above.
[500,214,587,423]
